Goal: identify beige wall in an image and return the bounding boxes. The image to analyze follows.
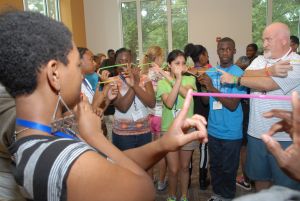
[188,0,252,65]
[84,0,252,64]
[0,0,23,11]
[1,0,252,64]
[84,0,122,55]
[60,0,87,47]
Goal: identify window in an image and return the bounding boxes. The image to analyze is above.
[121,0,188,62]
[171,0,188,50]
[23,0,60,21]
[272,0,299,38]
[121,2,138,61]
[252,0,300,51]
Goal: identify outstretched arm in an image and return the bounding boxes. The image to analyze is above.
[218,61,292,91]
[69,91,207,200]
[76,90,207,172]
[198,73,241,111]
[244,60,292,78]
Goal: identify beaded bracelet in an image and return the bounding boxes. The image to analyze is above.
[233,76,238,84]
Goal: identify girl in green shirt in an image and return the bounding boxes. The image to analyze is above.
[156,50,197,201]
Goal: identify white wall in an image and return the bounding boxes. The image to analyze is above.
[188,0,252,66]
[84,0,122,55]
[84,0,252,65]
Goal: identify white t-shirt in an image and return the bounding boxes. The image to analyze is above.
[114,80,149,121]
[246,50,300,141]
[81,78,94,104]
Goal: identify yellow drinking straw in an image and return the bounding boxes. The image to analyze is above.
[98,79,118,84]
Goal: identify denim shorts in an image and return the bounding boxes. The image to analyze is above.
[245,135,300,190]
[112,131,152,151]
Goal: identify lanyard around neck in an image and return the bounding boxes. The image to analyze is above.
[16,118,79,140]
[83,78,94,95]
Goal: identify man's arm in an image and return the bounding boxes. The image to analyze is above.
[219,69,280,92]
[239,76,279,91]
[219,60,293,92]
[198,73,240,111]
[244,60,292,78]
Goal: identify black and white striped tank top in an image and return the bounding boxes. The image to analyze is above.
[9,135,97,201]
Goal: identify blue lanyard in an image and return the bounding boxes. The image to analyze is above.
[174,96,178,111]
[16,118,79,140]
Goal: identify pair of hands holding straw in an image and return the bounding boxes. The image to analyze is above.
[97,63,141,87]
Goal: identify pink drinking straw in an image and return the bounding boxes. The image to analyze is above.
[191,92,291,101]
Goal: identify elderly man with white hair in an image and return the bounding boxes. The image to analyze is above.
[219,22,300,192]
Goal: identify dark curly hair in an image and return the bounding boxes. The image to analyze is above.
[115,48,132,61]
[184,43,207,64]
[290,35,299,45]
[0,11,73,97]
[247,43,258,52]
[218,37,235,48]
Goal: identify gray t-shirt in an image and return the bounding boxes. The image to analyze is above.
[0,84,16,172]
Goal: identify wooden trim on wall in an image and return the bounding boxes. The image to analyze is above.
[0,0,24,12]
[60,0,86,47]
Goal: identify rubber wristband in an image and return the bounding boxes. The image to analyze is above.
[233,76,237,84]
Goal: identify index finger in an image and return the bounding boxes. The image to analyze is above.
[292,91,300,144]
[175,89,193,123]
[75,94,90,115]
[216,68,226,74]
[263,109,292,119]
[278,60,290,65]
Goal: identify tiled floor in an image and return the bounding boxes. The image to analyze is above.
[154,147,254,201]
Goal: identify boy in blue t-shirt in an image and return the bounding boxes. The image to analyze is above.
[198,37,247,201]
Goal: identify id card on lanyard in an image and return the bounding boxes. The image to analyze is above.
[132,98,144,121]
[172,96,181,118]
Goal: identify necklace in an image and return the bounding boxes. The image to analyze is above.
[15,118,79,141]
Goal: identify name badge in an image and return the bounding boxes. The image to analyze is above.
[172,109,181,118]
[213,101,222,110]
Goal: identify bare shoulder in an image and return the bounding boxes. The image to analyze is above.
[67,151,155,201]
